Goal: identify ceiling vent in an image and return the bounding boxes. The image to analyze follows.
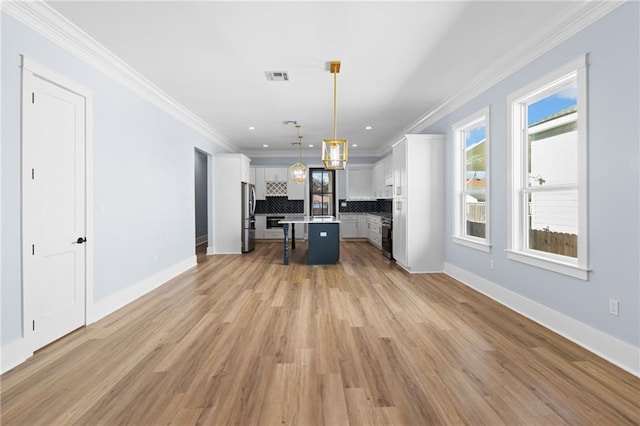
[265,71,290,81]
[282,120,298,126]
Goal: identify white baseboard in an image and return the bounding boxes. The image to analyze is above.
[1,256,197,374]
[206,246,215,255]
[1,337,32,374]
[90,256,197,323]
[444,262,640,377]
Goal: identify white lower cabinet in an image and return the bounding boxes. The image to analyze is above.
[263,228,284,239]
[256,219,304,240]
[357,215,368,238]
[367,215,382,249]
[339,214,358,239]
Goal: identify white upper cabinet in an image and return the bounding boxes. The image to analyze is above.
[347,166,373,199]
[367,156,393,199]
[287,169,305,200]
[264,167,288,182]
[254,167,266,200]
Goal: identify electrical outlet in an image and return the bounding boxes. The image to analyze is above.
[609,299,619,316]
[490,259,495,270]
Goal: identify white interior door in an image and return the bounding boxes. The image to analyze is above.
[23,67,87,350]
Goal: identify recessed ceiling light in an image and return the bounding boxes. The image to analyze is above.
[248,126,255,130]
[365,126,372,130]
[308,144,314,148]
[352,144,358,147]
[262,144,269,148]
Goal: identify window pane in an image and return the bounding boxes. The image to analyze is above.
[309,168,335,216]
[311,172,323,193]
[464,193,486,238]
[465,124,486,177]
[527,83,578,187]
[527,190,578,257]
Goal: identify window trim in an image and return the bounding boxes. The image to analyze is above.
[507,55,589,280]
[308,167,336,217]
[452,107,491,252]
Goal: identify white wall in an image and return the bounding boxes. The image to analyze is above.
[1,11,230,368]
[421,3,639,371]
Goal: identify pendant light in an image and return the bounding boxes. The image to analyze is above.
[290,124,306,184]
[322,61,348,170]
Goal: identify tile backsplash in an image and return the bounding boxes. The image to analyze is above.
[256,197,391,215]
[339,199,392,214]
[256,197,304,214]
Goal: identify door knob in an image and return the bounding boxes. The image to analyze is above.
[76,237,87,244]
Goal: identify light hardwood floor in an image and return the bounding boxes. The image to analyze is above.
[2,241,639,425]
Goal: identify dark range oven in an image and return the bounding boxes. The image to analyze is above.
[266,215,285,229]
[381,217,392,259]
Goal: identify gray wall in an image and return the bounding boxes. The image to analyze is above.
[419,2,639,347]
[1,12,227,344]
[194,150,208,243]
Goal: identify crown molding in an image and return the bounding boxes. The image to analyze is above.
[2,0,237,153]
[381,0,627,153]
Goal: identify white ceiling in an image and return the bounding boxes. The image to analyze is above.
[46,1,578,158]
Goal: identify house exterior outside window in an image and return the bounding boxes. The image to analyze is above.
[309,168,335,216]
[507,55,589,280]
[452,107,491,252]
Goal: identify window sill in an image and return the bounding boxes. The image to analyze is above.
[452,236,491,253]
[506,250,590,280]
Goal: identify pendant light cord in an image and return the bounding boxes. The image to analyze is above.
[333,70,338,140]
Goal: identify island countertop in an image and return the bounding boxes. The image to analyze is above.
[278,215,341,224]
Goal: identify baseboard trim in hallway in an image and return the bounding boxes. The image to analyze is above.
[444,262,640,377]
[90,255,197,324]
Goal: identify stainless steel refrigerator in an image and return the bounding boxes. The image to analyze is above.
[241,182,256,253]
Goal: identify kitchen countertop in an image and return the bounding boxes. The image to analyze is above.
[279,215,341,224]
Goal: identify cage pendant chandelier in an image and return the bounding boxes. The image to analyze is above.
[290,124,306,184]
[322,61,348,170]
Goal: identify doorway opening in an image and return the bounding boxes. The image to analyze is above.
[194,149,209,262]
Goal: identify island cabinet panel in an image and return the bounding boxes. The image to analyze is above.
[307,223,340,265]
[392,134,444,273]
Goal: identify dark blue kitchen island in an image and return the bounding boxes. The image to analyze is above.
[279,216,340,265]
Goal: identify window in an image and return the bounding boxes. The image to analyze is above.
[309,168,335,216]
[452,107,490,252]
[507,56,589,279]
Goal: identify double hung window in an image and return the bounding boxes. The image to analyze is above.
[507,56,588,279]
[452,107,490,252]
